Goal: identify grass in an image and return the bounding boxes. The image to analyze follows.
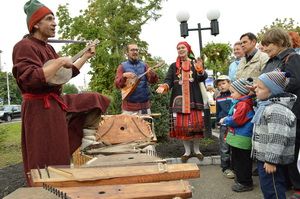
[0,122,22,168]
[200,137,216,146]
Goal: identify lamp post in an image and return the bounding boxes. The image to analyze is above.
[0,51,11,105]
[6,67,11,105]
[176,9,220,52]
[176,9,220,138]
[0,50,2,71]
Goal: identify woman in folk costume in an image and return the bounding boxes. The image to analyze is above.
[156,41,208,163]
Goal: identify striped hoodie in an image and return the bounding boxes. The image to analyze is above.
[252,93,297,165]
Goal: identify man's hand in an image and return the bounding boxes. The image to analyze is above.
[264,162,277,174]
[156,83,169,94]
[219,117,226,124]
[82,45,96,59]
[58,57,73,68]
[123,72,136,79]
[246,84,257,95]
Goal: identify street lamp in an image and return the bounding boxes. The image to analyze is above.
[176,9,220,51]
[0,51,11,105]
[176,9,220,138]
[0,50,2,71]
[6,69,11,105]
[3,62,11,105]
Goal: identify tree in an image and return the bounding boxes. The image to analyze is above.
[149,66,170,141]
[56,0,163,96]
[0,72,22,105]
[257,18,300,41]
[201,42,232,77]
[63,83,79,94]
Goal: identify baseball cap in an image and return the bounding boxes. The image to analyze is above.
[214,75,230,86]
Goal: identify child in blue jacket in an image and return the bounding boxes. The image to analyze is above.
[220,78,255,192]
[215,75,233,178]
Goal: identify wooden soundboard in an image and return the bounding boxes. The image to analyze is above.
[5,180,192,199]
[31,163,200,187]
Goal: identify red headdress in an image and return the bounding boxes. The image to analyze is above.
[175,41,195,75]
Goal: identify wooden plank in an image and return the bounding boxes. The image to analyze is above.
[84,141,154,155]
[57,180,192,199]
[83,154,165,167]
[5,181,192,199]
[31,163,200,187]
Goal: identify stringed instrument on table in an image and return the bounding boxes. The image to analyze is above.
[44,39,100,86]
[121,61,164,100]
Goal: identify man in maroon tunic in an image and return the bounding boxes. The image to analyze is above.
[12,0,110,186]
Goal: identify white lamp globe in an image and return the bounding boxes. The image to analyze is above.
[176,10,190,22]
[207,9,220,21]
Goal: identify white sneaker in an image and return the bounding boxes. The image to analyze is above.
[223,169,235,179]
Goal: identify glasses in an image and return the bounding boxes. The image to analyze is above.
[129,48,139,52]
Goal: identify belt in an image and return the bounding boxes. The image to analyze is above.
[22,93,68,111]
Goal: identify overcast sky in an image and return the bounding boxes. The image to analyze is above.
[1,0,300,88]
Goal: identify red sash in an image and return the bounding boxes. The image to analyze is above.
[181,61,190,114]
[22,93,68,111]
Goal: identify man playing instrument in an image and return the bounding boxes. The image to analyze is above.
[114,43,158,114]
[12,0,110,186]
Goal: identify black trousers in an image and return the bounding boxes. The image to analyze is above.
[287,119,300,190]
[231,146,253,186]
[219,126,231,171]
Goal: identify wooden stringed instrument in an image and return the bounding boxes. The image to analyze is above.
[121,61,164,100]
[44,39,100,86]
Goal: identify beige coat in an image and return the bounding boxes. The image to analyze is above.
[236,50,269,82]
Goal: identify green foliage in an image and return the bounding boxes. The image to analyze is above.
[148,65,170,141]
[199,137,215,147]
[201,42,232,77]
[62,83,79,94]
[0,122,22,168]
[257,18,300,41]
[56,0,163,95]
[106,88,122,114]
[0,72,22,105]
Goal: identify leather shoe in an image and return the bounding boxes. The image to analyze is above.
[231,182,253,192]
[194,153,204,161]
[181,155,191,163]
[252,168,258,176]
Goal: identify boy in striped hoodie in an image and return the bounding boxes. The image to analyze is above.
[252,71,297,199]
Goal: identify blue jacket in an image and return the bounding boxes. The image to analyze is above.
[224,96,255,150]
[228,59,240,81]
[122,60,149,103]
[216,90,232,122]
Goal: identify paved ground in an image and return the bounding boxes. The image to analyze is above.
[189,164,296,199]
[190,165,263,199]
